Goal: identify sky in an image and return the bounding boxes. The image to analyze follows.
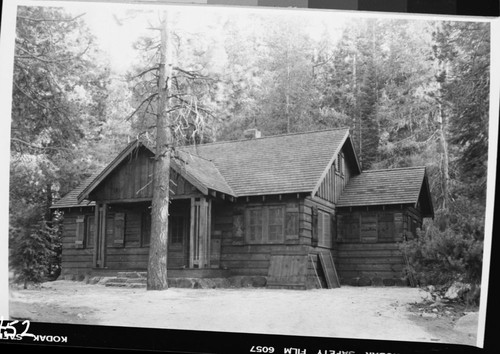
[62,1,351,73]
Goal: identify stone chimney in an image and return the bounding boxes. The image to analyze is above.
[243,128,262,139]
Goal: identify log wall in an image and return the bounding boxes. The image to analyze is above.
[334,205,425,285]
[213,196,312,277]
[335,242,405,284]
[60,201,190,278]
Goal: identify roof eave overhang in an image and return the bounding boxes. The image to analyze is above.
[171,161,237,199]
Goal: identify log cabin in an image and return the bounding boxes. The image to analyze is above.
[51,128,434,289]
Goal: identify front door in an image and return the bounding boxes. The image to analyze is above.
[168,214,190,268]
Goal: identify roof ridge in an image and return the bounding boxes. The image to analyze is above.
[184,127,351,148]
[363,166,426,173]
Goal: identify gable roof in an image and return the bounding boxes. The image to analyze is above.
[336,166,434,217]
[50,170,101,209]
[52,128,361,208]
[182,128,357,197]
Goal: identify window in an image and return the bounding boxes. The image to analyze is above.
[360,213,377,243]
[317,210,333,248]
[268,207,284,242]
[246,205,286,243]
[335,153,345,176]
[406,214,420,239]
[337,213,360,242]
[86,216,95,248]
[378,212,395,242]
[75,215,93,248]
[339,153,344,176]
[247,208,263,242]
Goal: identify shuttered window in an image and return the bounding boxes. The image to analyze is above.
[113,213,126,246]
[86,216,95,249]
[268,207,284,242]
[317,210,332,248]
[247,208,263,242]
[360,213,378,243]
[75,216,85,248]
[75,215,95,249]
[245,205,288,244]
[378,212,395,242]
[285,211,299,238]
[337,213,360,242]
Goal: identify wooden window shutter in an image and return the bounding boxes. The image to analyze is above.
[311,206,318,246]
[233,213,245,239]
[75,215,85,248]
[113,212,126,246]
[285,211,299,239]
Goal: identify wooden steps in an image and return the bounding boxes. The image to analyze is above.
[104,271,148,288]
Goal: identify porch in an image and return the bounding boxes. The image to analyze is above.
[88,196,221,273]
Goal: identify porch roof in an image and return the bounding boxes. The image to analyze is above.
[50,171,100,209]
[336,166,434,217]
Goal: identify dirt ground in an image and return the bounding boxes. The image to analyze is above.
[8,280,479,347]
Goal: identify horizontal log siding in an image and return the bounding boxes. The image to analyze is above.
[61,210,94,276]
[336,242,405,281]
[214,197,312,277]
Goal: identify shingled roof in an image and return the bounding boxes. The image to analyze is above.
[182,128,356,197]
[336,166,434,217]
[172,150,235,197]
[52,128,359,208]
[51,170,102,209]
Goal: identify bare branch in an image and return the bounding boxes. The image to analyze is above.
[126,92,158,121]
[11,137,72,152]
[135,180,153,195]
[132,66,159,79]
[16,41,92,64]
[17,13,86,22]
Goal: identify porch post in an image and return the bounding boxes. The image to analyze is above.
[100,203,107,268]
[199,198,207,268]
[207,198,212,268]
[93,204,99,267]
[189,197,195,268]
[188,197,212,269]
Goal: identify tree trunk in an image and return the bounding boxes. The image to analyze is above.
[436,59,450,232]
[147,12,173,290]
[438,100,450,212]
